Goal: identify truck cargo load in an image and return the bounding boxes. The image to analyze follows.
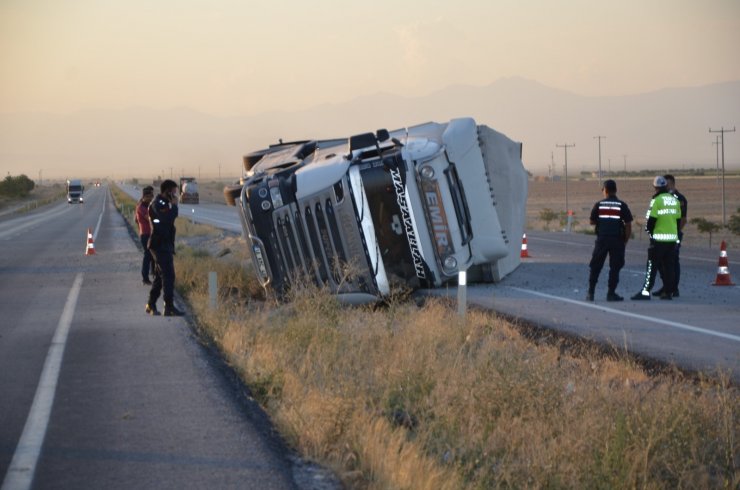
[225,118,528,302]
[179,177,199,204]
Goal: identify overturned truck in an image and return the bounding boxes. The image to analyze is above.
[225,118,528,303]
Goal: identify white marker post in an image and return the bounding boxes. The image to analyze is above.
[457,270,467,319]
[208,271,217,309]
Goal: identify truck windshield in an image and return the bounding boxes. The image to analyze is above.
[359,160,425,288]
[68,186,82,192]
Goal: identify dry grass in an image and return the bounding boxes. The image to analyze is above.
[176,250,739,489]
[0,183,67,214]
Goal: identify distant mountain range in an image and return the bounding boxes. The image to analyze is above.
[2,77,738,180]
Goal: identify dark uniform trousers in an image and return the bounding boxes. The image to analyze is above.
[641,241,676,294]
[148,250,175,308]
[589,236,626,292]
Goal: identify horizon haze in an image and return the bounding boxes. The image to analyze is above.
[1,1,739,180]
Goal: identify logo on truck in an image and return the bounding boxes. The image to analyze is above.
[389,167,426,279]
[421,180,454,258]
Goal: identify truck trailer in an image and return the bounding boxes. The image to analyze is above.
[179,177,199,204]
[224,118,528,303]
[66,179,84,204]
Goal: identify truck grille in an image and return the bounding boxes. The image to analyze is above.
[271,194,353,291]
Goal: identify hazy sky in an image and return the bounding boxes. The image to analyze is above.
[2,0,740,116]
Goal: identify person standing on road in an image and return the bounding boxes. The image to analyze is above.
[135,186,155,285]
[653,174,687,297]
[146,179,185,316]
[631,176,682,300]
[586,179,633,302]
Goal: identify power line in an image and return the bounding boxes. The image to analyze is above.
[709,126,735,226]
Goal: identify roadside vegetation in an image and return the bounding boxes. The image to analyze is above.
[0,174,66,214]
[111,183,738,489]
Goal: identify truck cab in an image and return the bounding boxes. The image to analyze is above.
[66,179,84,204]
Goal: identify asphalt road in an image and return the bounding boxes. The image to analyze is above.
[135,183,739,382]
[0,186,303,489]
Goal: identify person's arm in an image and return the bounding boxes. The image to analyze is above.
[646,217,657,237]
[623,222,632,244]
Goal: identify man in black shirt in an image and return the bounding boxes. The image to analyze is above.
[587,180,633,301]
[145,179,185,317]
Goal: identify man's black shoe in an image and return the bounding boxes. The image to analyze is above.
[164,306,185,317]
[606,292,624,302]
[673,289,680,298]
[145,303,160,316]
[659,292,673,300]
[631,291,651,300]
[652,287,664,296]
[142,279,152,286]
[585,292,594,301]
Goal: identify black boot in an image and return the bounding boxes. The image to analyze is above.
[164,304,185,317]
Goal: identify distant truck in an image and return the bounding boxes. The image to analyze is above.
[224,118,528,303]
[66,179,84,204]
[179,177,199,204]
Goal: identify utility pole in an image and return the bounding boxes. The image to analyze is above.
[550,151,555,180]
[709,126,735,226]
[712,135,720,185]
[556,143,575,232]
[594,135,605,182]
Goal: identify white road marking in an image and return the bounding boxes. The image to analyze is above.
[2,273,84,490]
[507,286,740,343]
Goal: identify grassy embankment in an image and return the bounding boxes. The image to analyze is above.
[111,183,738,489]
[0,183,67,215]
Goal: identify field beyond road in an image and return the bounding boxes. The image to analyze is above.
[526,176,740,248]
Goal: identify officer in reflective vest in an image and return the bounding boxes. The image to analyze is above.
[631,176,682,300]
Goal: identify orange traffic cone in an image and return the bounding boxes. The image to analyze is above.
[85,228,96,255]
[520,233,530,258]
[712,240,734,285]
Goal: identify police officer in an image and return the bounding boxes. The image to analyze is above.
[587,179,633,301]
[653,174,687,297]
[145,179,185,316]
[631,176,682,300]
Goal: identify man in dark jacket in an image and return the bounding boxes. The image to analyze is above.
[145,179,184,316]
[587,179,633,301]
